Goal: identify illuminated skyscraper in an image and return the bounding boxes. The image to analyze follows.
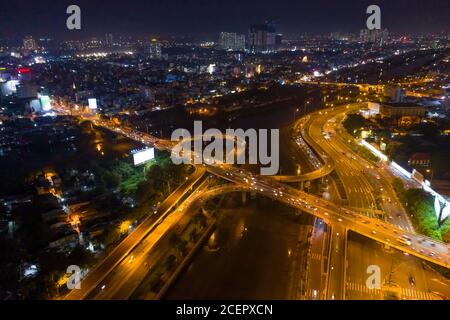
[235,34,246,51]
[218,32,245,51]
[219,32,235,50]
[144,38,162,59]
[248,22,278,52]
[105,33,114,47]
[23,36,37,51]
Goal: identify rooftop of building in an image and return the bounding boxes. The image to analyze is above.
[409,152,431,161]
[381,102,424,108]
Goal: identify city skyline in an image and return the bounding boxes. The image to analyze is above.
[0,0,449,41]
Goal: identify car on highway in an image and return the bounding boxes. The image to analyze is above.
[313,289,318,299]
[397,237,412,246]
[409,276,416,287]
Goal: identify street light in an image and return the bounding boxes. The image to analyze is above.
[426,168,434,184]
[294,108,300,121]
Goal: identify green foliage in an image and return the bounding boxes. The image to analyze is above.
[343,114,366,136]
[169,233,187,256]
[189,228,198,242]
[410,122,440,138]
[357,146,380,163]
[441,220,450,243]
[4,152,190,299]
[391,182,449,242]
[97,223,122,248]
[404,189,442,241]
[67,245,96,268]
[391,177,406,203]
[164,254,177,271]
[193,212,207,227]
[91,152,189,198]
[13,247,92,299]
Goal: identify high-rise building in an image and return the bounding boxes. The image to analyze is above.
[218,32,245,51]
[275,34,283,48]
[219,32,235,50]
[235,34,246,51]
[359,29,389,45]
[266,23,277,50]
[248,22,278,52]
[248,24,267,52]
[16,83,38,99]
[384,85,406,103]
[329,32,350,41]
[144,38,162,59]
[23,36,37,51]
[105,33,114,47]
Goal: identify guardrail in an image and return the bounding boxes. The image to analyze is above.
[360,139,450,222]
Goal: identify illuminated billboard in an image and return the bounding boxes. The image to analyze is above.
[30,99,42,112]
[435,195,450,222]
[132,148,155,166]
[40,95,52,111]
[17,67,31,74]
[361,130,370,139]
[1,80,19,96]
[88,98,98,109]
[442,205,450,221]
[435,196,441,219]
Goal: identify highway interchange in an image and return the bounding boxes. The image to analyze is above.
[58,101,450,300]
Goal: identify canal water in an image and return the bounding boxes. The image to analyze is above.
[165,197,311,299]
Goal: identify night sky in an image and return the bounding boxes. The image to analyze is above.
[0,0,449,40]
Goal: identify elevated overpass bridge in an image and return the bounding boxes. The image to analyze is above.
[296,80,385,94]
[205,165,450,269]
[54,105,450,272]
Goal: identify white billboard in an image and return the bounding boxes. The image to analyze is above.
[442,205,450,221]
[133,148,155,166]
[1,80,19,96]
[88,98,97,109]
[30,99,42,112]
[40,95,52,111]
[434,195,450,222]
